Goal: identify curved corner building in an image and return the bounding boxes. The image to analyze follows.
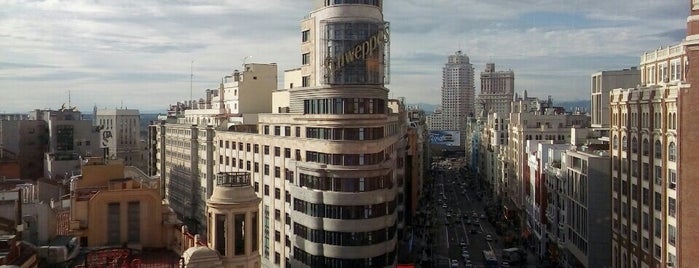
[286,1,398,267]
[211,0,400,267]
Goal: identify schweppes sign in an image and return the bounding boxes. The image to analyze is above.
[327,27,389,73]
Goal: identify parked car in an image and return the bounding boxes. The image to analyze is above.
[485,234,493,241]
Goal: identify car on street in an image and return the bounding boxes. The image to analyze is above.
[451,259,459,268]
[460,242,467,248]
[480,214,486,219]
[442,204,447,209]
[474,219,479,224]
[461,250,470,260]
[485,234,493,241]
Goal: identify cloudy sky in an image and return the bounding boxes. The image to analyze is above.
[0,0,689,113]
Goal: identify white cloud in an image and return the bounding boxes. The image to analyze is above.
[0,0,689,112]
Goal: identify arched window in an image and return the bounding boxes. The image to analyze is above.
[632,137,638,154]
[669,142,677,162]
[613,135,618,149]
[654,140,662,159]
[642,139,649,156]
[622,136,628,151]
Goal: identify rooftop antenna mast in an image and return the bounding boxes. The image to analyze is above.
[190,60,194,103]
[68,90,71,108]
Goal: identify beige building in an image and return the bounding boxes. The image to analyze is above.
[609,43,683,268]
[503,94,589,228]
[64,157,179,248]
[478,63,514,116]
[154,1,402,267]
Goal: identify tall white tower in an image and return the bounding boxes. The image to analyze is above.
[442,51,474,123]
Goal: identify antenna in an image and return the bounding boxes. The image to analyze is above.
[68,90,71,108]
[190,60,194,102]
[242,56,252,68]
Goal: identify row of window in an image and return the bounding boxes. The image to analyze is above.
[293,223,396,247]
[613,136,676,161]
[611,111,677,130]
[303,98,387,115]
[306,150,385,166]
[325,0,381,6]
[293,247,395,268]
[298,173,393,192]
[306,127,385,141]
[293,198,396,220]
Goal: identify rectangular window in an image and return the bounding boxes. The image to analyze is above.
[274,126,281,136]
[285,148,291,158]
[295,127,301,137]
[668,170,677,189]
[275,147,281,157]
[302,76,311,87]
[264,145,270,155]
[254,144,259,153]
[215,214,226,255]
[252,212,258,251]
[264,185,270,196]
[235,214,246,255]
[128,202,140,243]
[669,224,677,246]
[302,53,310,65]
[275,167,281,178]
[264,125,270,135]
[669,197,676,217]
[275,188,281,200]
[107,203,121,245]
[302,30,310,42]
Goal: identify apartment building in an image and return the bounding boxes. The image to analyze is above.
[504,93,589,222]
[609,46,682,267]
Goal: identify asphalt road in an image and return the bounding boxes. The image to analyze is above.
[430,167,537,268]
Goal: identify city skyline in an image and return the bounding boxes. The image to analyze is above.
[0,0,688,113]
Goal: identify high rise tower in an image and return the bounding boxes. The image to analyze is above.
[427,51,474,147]
[443,51,474,122]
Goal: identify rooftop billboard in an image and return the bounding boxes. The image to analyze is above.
[429,130,460,147]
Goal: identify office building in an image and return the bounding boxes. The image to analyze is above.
[590,68,640,129]
[94,109,144,169]
[29,107,100,180]
[478,63,514,116]
[428,51,475,147]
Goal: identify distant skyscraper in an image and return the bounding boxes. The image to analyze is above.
[478,63,514,116]
[428,51,474,146]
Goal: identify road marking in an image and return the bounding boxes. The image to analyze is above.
[445,225,450,249]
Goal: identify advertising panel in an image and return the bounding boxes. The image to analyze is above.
[429,130,461,147]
